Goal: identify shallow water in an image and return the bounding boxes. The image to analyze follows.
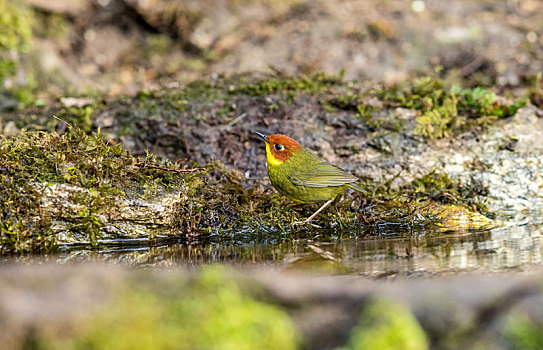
[22,217,543,277]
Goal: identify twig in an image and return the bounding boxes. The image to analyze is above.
[135,163,206,174]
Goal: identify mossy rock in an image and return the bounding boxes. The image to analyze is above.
[0,127,206,252]
[431,204,497,232]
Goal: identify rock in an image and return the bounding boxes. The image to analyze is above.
[59,97,95,108]
[35,182,183,244]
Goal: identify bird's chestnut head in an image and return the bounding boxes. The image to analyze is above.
[255,132,302,165]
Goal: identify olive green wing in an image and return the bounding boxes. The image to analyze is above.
[288,161,358,187]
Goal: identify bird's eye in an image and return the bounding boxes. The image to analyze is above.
[274,144,284,151]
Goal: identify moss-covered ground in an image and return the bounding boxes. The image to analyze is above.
[0,72,517,254]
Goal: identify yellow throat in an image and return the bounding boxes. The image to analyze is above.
[265,142,283,166]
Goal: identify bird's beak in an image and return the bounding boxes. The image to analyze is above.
[254,131,268,143]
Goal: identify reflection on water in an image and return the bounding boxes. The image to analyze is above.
[45,222,543,276]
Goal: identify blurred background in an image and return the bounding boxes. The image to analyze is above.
[2,0,543,107]
[3,2,543,349]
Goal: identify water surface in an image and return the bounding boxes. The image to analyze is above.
[36,218,543,277]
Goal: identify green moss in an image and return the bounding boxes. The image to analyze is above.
[0,0,35,105]
[385,76,526,139]
[227,71,345,97]
[503,311,543,350]
[131,82,219,124]
[56,105,95,132]
[0,0,32,56]
[0,126,200,253]
[0,129,117,251]
[325,74,525,139]
[341,299,428,350]
[44,266,299,350]
[404,169,488,212]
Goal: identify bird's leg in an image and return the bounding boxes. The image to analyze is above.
[303,198,335,224]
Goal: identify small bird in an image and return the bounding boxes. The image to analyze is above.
[255,132,364,223]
